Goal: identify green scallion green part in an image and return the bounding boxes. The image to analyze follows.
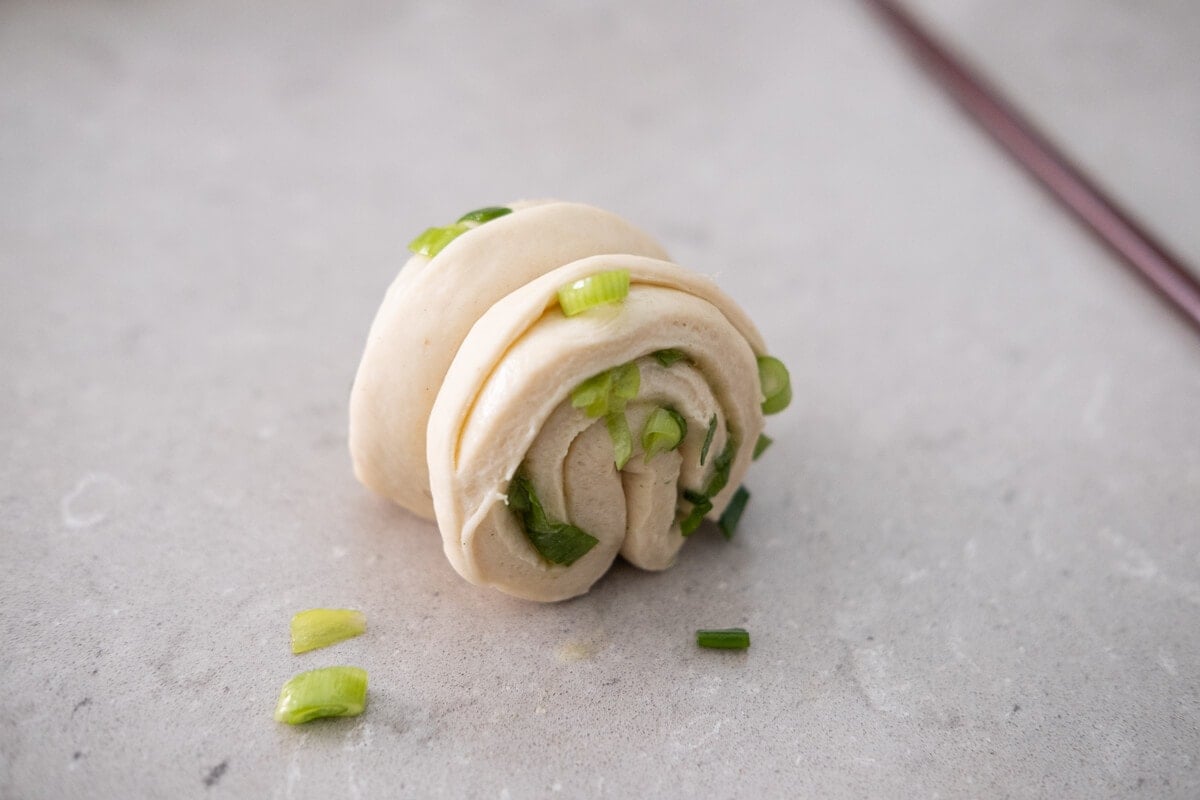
[571,371,612,417]
[653,348,688,367]
[699,414,718,466]
[605,411,633,470]
[678,429,739,537]
[456,206,511,224]
[610,362,639,402]
[571,362,640,419]
[508,474,599,566]
[696,628,750,650]
[408,205,512,258]
[704,437,737,498]
[642,407,687,463]
[571,363,640,469]
[273,666,368,725]
[408,222,470,258]
[717,486,750,540]
[570,370,613,417]
[679,495,713,536]
[757,355,792,415]
[557,269,630,317]
[290,609,366,654]
[753,433,773,460]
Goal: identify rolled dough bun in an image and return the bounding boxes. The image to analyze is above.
[350,201,771,601]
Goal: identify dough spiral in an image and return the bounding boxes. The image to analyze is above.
[350,201,776,601]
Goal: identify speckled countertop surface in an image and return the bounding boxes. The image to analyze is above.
[2,1,1199,798]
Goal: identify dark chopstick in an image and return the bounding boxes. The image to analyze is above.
[863,0,1200,337]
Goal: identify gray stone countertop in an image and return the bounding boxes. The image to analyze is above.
[2,1,1198,798]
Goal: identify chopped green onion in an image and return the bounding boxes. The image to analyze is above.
[290,609,366,654]
[699,414,718,466]
[508,474,599,566]
[571,362,640,419]
[571,370,614,417]
[557,270,630,317]
[407,223,470,258]
[696,628,750,650]
[273,666,368,725]
[704,437,737,498]
[753,433,773,460]
[642,407,687,463]
[570,363,641,469]
[757,355,792,415]
[681,501,705,537]
[610,362,639,403]
[605,411,633,470]
[678,429,739,537]
[408,205,512,258]
[681,431,734,537]
[653,348,688,367]
[456,206,511,224]
[717,486,750,540]
[681,489,705,537]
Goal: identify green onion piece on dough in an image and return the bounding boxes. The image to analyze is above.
[408,205,511,258]
[679,494,713,536]
[699,414,718,466]
[679,430,740,536]
[653,348,688,367]
[273,666,368,725]
[753,434,773,460]
[717,485,750,540]
[605,411,633,470]
[508,474,598,566]
[290,609,366,654]
[704,437,737,498]
[407,223,470,258]
[610,362,640,403]
[757,355,792,415]
[571,363,641,469]
[571,370,614,417]
[696,628,750,650]
[557,269,630,317]
[642,407,687,463]
[456,206,512,224]
[571,362,640,418]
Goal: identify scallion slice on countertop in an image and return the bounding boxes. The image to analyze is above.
[757,355,792,415]
[642,407,687,463]
[557,269,630,317]
[753,433,773,460]
[717,485,750,540]
[696,628,750,650]
[290,609,366,654]
[273,666,368,725]
[456,206,512,224]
